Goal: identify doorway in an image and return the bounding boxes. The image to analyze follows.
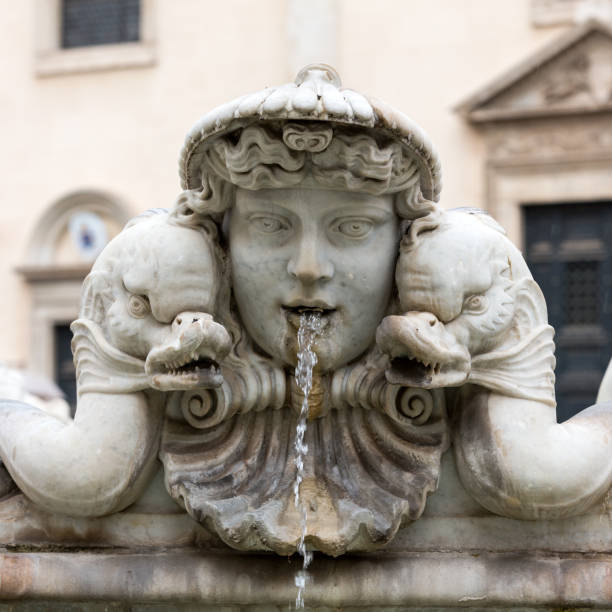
[54,323,77,416]
[523,201,612,421]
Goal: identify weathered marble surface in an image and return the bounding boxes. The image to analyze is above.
[0,550,611,610]
[0,453,610,609]
[0,66,454,555]
[378,209,612,519]
[0,65,611,609]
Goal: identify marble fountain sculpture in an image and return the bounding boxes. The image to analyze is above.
[0,65,611,608]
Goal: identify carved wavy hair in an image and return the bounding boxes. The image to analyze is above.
[171,122,439,223]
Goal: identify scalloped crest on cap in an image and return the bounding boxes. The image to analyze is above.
[179,64,443,202]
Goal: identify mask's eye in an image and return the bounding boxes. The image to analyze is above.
[250,215,289,234]
[463,294,488,314]
[128,294,150,318]
[336,218,373,238]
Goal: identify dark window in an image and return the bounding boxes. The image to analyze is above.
[54,323,77,417]
[524,201,612,422]
[564,260,600,325]
[61,0,140,49]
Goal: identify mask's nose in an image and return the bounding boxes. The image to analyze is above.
[286,235,334,284]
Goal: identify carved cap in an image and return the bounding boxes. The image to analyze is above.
[179,64,442,202]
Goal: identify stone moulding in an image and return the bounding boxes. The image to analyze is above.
[0,550,610,609]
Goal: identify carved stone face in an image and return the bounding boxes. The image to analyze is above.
[229,187,399,371]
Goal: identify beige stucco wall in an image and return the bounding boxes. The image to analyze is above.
[0,0,570,367]
[338,0,565,207]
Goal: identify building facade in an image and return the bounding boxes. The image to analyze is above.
[2,0,611,419]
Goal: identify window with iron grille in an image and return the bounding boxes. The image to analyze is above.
[524,201,612,422]
[61,0,140,49]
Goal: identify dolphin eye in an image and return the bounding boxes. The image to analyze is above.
[128,294,151,318]
[463,294,489,314]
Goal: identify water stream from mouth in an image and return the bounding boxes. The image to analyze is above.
[293,310,321,609]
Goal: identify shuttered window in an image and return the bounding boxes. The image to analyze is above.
[524,202,612,422]
[61,0,140,49]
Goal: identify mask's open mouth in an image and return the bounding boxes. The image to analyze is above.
[282,305,336,327]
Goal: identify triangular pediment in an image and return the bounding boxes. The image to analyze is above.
[457,19,612,122]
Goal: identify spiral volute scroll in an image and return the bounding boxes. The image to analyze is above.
[329,360,444,429]
[180,389,219,429]
[171,363,286,430]
[389,387,434,426]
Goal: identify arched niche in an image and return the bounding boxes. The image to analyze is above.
[17,190,130,403]
[22,190,129,272]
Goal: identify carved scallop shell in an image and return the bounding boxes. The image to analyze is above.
[160,381,448,556]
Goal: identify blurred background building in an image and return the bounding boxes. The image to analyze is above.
[1,0,611,421]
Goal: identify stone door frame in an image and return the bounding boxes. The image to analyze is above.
[484,117,612,248]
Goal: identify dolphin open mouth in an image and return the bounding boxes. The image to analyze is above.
[387,356,441,386]
[145,312,232,391]
[377,313,471,388]
[147,350,223,390]
[162,354,219,378]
